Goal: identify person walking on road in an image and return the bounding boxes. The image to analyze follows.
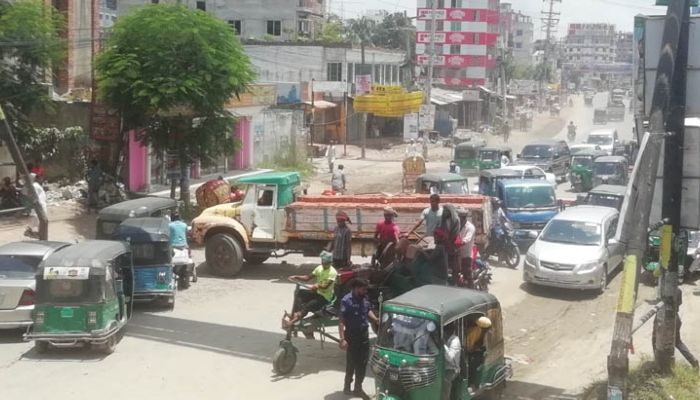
[339,278,378,400]
[449,160,461,174]
[331,164,346,194]
[23,173,47,239]
[326,141,337,173]
[405,139,418,157]
[86,159,103,211]
[328,211,352,269]
[458,208,476,287]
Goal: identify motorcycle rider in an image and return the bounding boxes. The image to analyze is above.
[491,198,512,249]
[567,121,577,141]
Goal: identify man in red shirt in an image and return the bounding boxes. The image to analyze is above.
[373,207,400,267]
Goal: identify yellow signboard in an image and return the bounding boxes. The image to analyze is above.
[354,90,424,117]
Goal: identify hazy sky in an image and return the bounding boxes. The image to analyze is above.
[332,0,670,35]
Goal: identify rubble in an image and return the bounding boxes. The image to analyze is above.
[44,182,86,205]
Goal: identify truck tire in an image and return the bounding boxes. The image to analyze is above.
[205,233,244,277]
[245,254,270,265]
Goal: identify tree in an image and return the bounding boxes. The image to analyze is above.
[0,0,64,146]
[97,5,255,202]
[372,12,415,52]
[319,15,346,44]
[346,17,376,68]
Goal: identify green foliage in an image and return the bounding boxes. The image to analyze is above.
[258,149,315,179]
[0,0,64,144]
[22,126,88,181]
[96,5,255,163]
[319,19,345,44]
[346,17,376,48]
[512,64,536,80]
[372,12,415,51]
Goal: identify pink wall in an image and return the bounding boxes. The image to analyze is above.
[233,117,251,170]
[128,130,148,192]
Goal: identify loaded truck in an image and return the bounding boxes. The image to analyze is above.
[190,172,493,277]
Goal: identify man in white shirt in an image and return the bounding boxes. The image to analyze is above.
[405,139,417,157]
[458,208,476,287]
[443,322,461,400]
[410,194,443,238]
[326,141,336,173]
[24,173,47,238]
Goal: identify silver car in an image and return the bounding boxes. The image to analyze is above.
[0,241,69,330]
[523,206,623,292]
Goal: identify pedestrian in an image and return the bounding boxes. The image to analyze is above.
[373,207,400,266]
[331,164,346,193]
[422,137,429,161]
[30,159,45,182]
[443,322,461,400]
[86,159,103,211]
[410,193,443,238]
[440,204,462,285]
[339,278,378,400]
[449,160,461,174]
[169,210,188,249]
[23,173,47,238]
[328,210,352,269]
[326,141,336,173]
[405,138,418,157]
[458,208,476,287]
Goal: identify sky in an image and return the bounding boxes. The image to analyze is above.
[331,0,671,36]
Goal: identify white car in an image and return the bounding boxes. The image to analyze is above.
[586,129,619,155]
[523,206,623,292]
[502,165,557,187]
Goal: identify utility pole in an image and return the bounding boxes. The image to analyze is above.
[606,1,689,397]
[499,35,509,123]
[540,0,561,112]
[424,0,438,105]
[0,106,49,240]
[655,0,690,374]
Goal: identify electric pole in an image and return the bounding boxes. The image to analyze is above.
[424,0,438,105]
[540,0,561,112]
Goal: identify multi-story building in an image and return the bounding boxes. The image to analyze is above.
[415,0,500,88]
[565,23,616,65]
[117,0,326,41]
[499,3,533,66]
[615,31,633,64]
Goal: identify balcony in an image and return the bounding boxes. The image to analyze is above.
[298,0,324,17]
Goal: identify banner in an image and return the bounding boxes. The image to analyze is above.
[355,75,372,95]
[403,113,419,140]
[419,105,435,131]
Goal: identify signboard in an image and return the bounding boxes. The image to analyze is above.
[417,8,498,22]
[417,55,495,69]
[416,32,497,45]
[276,83,301,105]
[434,77,486,87]
[312,81,348,95]
[43,267,90,280]
[462,90,481,101]
[355,75,372,95]
[225,84,276,109]
[371,85,403,95]
[403,113,419,140]
[419,105,435,131]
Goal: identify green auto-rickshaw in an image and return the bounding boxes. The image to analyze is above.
[592,156,629,188]
[96,196,178,239]
[372,285,512,400]
[415,173,470,195]
[478,146,512,170]
[112,217,176,308]
[454,143,483,176]
[25,241,134,354]
[476,168,526,197]
[569,149,607,192]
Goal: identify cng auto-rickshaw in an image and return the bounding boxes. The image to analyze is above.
[415,173,469,195]
[592,156,629,188]
[569,149,607,192]
[111,217,176,308]
[476,169,527,197]
[454,143,483,176]
[478,146,512,170]
[96,197,178,239]
[25,241,134,354]
[593,108,607,125]
[372,285,512,400]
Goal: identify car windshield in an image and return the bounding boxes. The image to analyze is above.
[455,148,477,159]
[505,186,556,209]
[572,156,594,168]
[594,162,619,175]
[442,180,468,194]
[588,194,623,210]
[131,242,172,266]
[540,220,602,246]
[378,313,440,356]
[0,255,42,279]
[36,277,105,304]
[521,145,552,159]
[587,135,613,145]
[480,150,499,161]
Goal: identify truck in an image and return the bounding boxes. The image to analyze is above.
[607,89,626,122]
[190,171,493,277]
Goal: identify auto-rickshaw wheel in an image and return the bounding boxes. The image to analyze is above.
[273,345,297,375]
[483,382,505,400]
[34,341,49,354]
[102,335,117,355]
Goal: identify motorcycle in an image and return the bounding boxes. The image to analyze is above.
[471,257,492,292]
[173,246,197,289]
[482,224,520,268]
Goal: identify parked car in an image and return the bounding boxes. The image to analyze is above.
[569,144,602,155]
[0,241,70,330]
[502,165,557,187]
[586,129,619,156]
[523,206,623,293]
[516,139,571,182]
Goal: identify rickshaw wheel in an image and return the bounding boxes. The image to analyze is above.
[273,346,297,375]
[34,341,49,354]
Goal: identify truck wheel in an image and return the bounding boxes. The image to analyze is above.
[245,254,270,265]
[206,233,244,277]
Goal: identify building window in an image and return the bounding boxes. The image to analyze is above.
[267,20,281,36]
[515,43,522,49]
[196,1,205,10]
[228,20,241,35]
[516,29,523,36]
[437,21,444,31]
[473,10,480,21]
[327,62,343,81]
[438,0,445,8]
[450,44,460,54]
[450,22,460,31]
[450,0,462,7]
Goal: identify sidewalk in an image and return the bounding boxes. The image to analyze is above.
[142,169,270,198]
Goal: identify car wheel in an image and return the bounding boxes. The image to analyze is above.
[205,233,244,277]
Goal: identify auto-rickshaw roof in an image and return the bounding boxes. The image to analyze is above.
[385,285,499,323]
[479,168,522,178]
[112,217,171,243]
[417,173,466,183]
[237,171,301,186]
[595,156,627,163]
[572,149,608,158]
[590,184,627,196]
[98,197,177,220]
[455,142,483,150]
[0,241,70,257]
[479,146,511,152]
[38,241,130,273]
